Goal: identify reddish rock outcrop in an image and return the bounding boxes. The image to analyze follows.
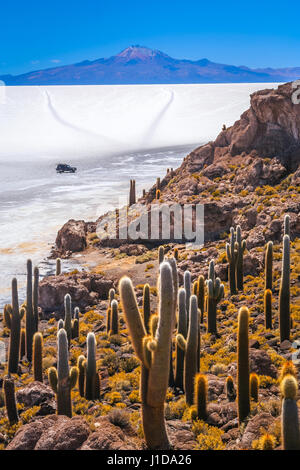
[55,219,87,256]
[39,272,114,312]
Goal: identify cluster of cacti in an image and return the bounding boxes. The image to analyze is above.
[119,261,174,449]
[279,234,290,342]
[281,374,300,450]
[48,329,78,417]
[206,260,224,334]
[129,179,136,206]
[3,376,18,425]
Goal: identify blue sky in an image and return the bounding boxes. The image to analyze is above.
[1,0,300,75]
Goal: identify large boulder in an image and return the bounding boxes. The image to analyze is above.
[39,272,114,312]
[7,415,90,450]
[55,219,87,256]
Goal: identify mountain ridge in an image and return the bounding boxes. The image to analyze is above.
[1,45,300,85]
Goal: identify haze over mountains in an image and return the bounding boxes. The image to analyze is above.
[1,46,300,85]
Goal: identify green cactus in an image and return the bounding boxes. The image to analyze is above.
[279,234,290,342]
[57,319,64,331]
[108,288,115,305]
[158,246,164,264]
[25,259,35,362]
[20,328,26,360]
[284,214,290,237]
[197,275,205,323]
[265,241,273,291]
[110,299,119,336]
[33,332,43,383]
[226,227,237,295]
[63,294,72,347]
[184,295,199,406]
[56,258,61,275]
[8,278,23,373]
[184,270,191,329]
[174,288,187,391]
[142,284,151,334]
[119,261,174,449]
[250,373,259,402]
[48,329,78,417]
[77,355,86,397]
[206,261,224,335]
[281,375,300,450]
[194,373,207,420]
[225,376,236,402]
[129,179,136,206]
[235,225,246,291]
[72,307,80,339]
[85,332,100,400]
[167,258,178,388]
[106,307,111,333]
[33,266,39,333]
[237,306,250,426]
[3,376,18,425]
[264,289,272,329]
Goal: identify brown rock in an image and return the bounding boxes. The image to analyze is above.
[56,219,87,255]
[16,382,55,408]
[250,349,277,378]
[80,417,139,450]
[240,412,275,449]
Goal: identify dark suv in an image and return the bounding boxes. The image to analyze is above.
[56,163,77,173]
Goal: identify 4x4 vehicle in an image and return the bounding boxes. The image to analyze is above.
[56,163,77,173]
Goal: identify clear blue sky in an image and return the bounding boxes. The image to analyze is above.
[1,0,300,75]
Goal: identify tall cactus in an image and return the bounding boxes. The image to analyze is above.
[33,266,39,332]
[281,375,300,450]
[33,332,43,382]
[158,246,164,264]
[7,279,23,373]
[85,332,100,400]
[56,258,61,276]
[174,288,187,390]
[25,259,35,362]
[184,270,191,329]
[176,295,199,405]
[279,234,290,342]
[226,227,237,295]
[20,328,26,360]
[129,179,136,206]
[235,225,246,291]
[77,355,86,397]
[206,261,224,334]
[167,258,178,388]
[63,294,72,347]
[4,376,18,425]
[143,284,151,334]
[284,214,290,237]
[264,289,272,329]
[119,261,174,449]
[106,307,111,333]
[48,329,78,417]
[197,275,205,323]
[194,373,207,420]
[110,300,119,336]
[265,241,273,291]
[237,306,250,425]
[108,288,115,305]
[72,307,79,339]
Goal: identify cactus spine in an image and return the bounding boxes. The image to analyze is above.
[264,289,272,329]
[235,225,246,291]
[110,299,119,336]
[174,288,187,390]
[237,306,250,425]
[265,241,273,291]
[206,261,224,335]
[281,375,300,450]
[64,294,72,347]
[4,376,18,425]
[85,332,100,400]
[143,284,151,334]
[56,258,61,275]
[8,278,22,373]
[33,332,43,382]
[25,259,35,362]
[279,234,290,342]
[119,261,174,449]
[226,227,237,295]
[194,373,207,420]
[48,329,78,417]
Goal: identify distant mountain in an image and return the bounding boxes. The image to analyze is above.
[1,46,300,85]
